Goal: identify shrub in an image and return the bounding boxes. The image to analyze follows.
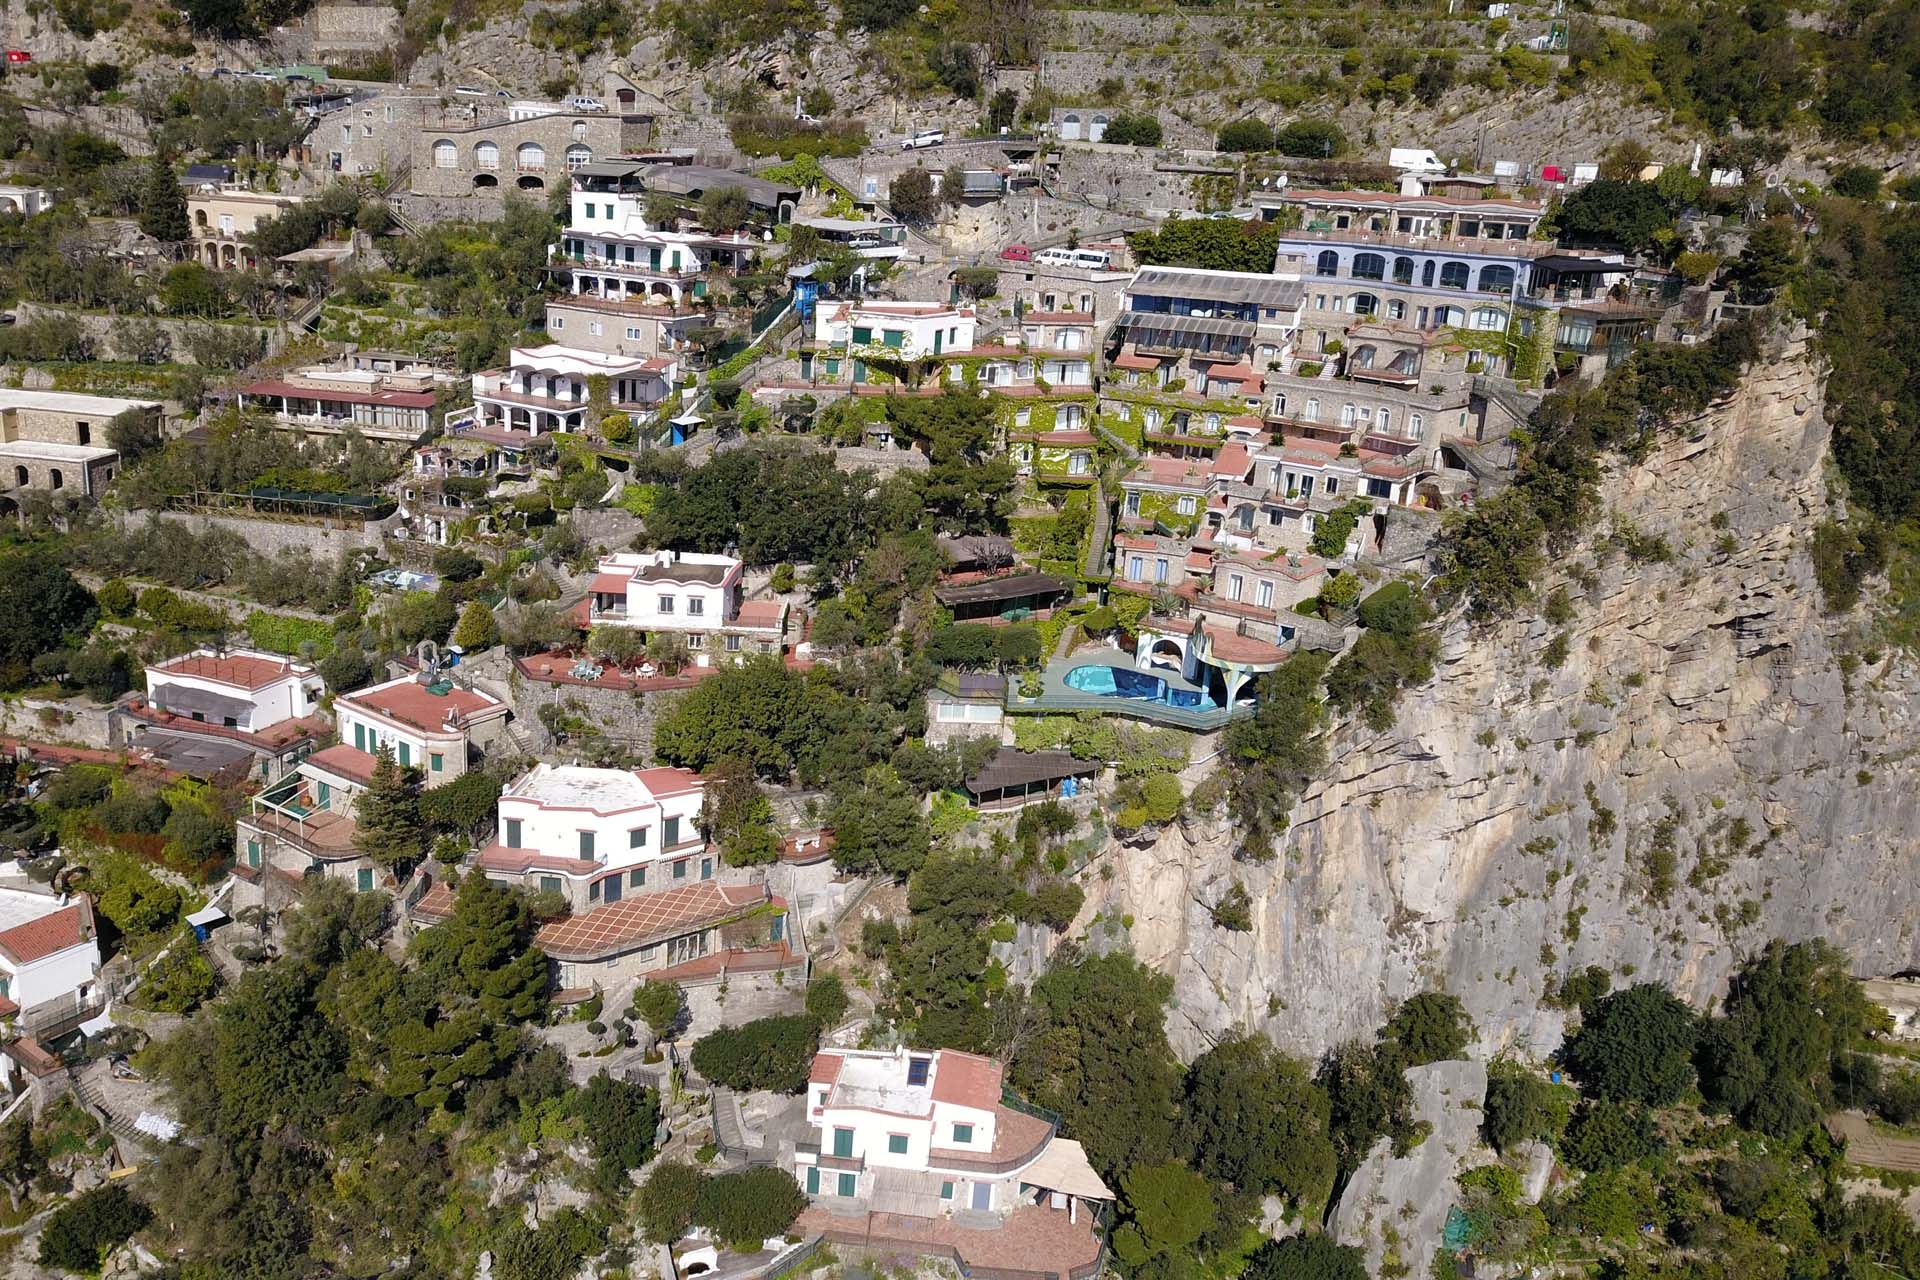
[38,1184,151,1272]
[689,1015,819,1092]
[1216,119,1274,152]
[1830,165,1883,199]
[1104,112,1163,146]
[1274,119,1347,158]
[804,972,849,1028]
[695,1167,807,1249]
[245,610,335,657]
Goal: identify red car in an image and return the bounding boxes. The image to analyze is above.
[1000,243,1032,263]
[4,50,31,64]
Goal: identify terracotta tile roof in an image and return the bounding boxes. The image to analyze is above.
[474,843,599,876]
[0,901,92,965]
[152,652,294,691]
[243,378,436,409]
[731,599,786,629]
[1211,443,1252,478]
[633,766,703,797]
[1112,352,1162,371]
[339,678,505,735]
[3,1037,60,1078]
[1125,456,1212,490]
[811,1052,845,1087]
[532,882,766,962]
[929,1050,1003,1110]
[305,744,379,786]
[588,571,633,593]
[1204,629,1291,665]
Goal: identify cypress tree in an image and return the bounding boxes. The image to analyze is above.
[139,152,189,243]
[351,745,423,869]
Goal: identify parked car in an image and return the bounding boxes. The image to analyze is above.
[568,96,607,112]
[453,85,492,96]
[902,128,945,150]
[1000,243,1033,263]
[4,50,32,64]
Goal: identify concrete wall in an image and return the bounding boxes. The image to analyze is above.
[0,697,118,749]
[13,302,286,367]
[110,506,401,553]
[309,2,398,52]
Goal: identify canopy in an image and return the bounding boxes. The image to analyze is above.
[1021,1138,1113,1200]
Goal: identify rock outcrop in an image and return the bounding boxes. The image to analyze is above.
[1088,331,1920,1064]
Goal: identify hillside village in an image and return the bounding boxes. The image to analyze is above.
[0,0,1919,1277]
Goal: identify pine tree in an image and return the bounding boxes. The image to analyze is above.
[351,745,423,869]
[139,152,189,244]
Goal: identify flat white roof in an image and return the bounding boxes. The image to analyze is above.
[506,763,662,814]
[0,389,160,416]
[508,343,663,375]
[0,441,118,462]
[829,1054,934,1117]
[0,887,71,934]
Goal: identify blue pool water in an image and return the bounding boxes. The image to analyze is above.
[1063,664,1220,710]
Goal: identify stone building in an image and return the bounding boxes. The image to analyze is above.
[0,389,151,507]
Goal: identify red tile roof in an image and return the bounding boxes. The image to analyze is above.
[242,378,437,409]
[0,901,92,965]
[1211,443,1252,478]
[1112,352,1162,371]
[305,744,379,786]
[634,766,703,797]
[3,1037,60,1078]
[811,1052,845,1087]
[474,843,599,876]
[732,599,786,630]
[152,652,295,691]
[1021,311,1094,325]
[930,1049,1004,1110]
[532,882,766,962]
[340,679,505,735]
[588,571,633,593]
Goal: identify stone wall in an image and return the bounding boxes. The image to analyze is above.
[110,506,401,554]
[504,665,691,764]
[13,302,287,367]
[309,3,398,52]
[0,697,118,750]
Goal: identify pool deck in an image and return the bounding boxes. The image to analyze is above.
[1012,650,1248,731]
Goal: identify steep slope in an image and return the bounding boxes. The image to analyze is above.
[1090,329,1920,1063]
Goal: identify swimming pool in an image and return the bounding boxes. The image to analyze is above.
[1063,663,1218,709]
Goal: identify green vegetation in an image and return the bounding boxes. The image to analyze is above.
[1130,218,1285,273]
[688,1014,820,1092]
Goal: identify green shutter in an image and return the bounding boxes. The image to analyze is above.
[887,1134,909,1154]
[246,839,261,868]
[430,752,444,773]
[316,781,330,808]
[852,326,872,345]
[952,1123,973,1144]
[806,1167,819,1195]
[838,1172,856,1198]
[356,868,373,891]
[940,1181,954,1201]
[353,723,366,751]
[397,741,410,767]
[832,1128,853,1158]
[580,831,595,859]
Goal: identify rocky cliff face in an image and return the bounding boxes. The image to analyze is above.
[1089,331,1920,1065]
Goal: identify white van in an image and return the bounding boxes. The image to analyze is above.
[1034,247,1113,270]
[902,128,945,150]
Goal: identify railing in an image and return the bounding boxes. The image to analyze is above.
[1007,687,1243,731]
[760,1235,826,1280]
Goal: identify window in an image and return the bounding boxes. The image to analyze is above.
[76,422,89,445]
[1315,250,1340,277]
[908,1056,931,1085]
[1351,252,1385,280]
[664,816,681,846]
[474,141,499,170]
[579,831,595,859]
[1155,559,1169,584]
[246,838,261,868]
[566,143,591,170]
[626,326,642,340]
[832,1128,854,1158]
[657,594,675,614]
[603,875,622,904]
[589,880,601,902]
[672,859,687,880]
[1350,292,1379,317]
[687,596,705,616]
[397,741,410,767]
[1257,580,1274,609]
[1470,306,1507,332]
[700,857,713,880]
[629,866,646,888]
[430,752,444,772]
[1228,573,1244,600]
[357,868,374,891]
[1387,300,1406,321]
[1127,554,1144,580]
[630,827,648,849]
[838,1173,857,1198]
[726,634,742,652]
[1478,265,1516,293]
[540,875,562,894]
[952,1123,974,1144]
[432,139,456,168]
[1351,345,1376,370]
[1439,261,1470,290]
[887,1134,910,1155]
[516,141,545,171]
[1410,413,1424,436]
[588,320,603,336]
[1421,260,1436,287]
[505,818,522,848]
[940,1181,954,1201]
[1392,256,1415,284]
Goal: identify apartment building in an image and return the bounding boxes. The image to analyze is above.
[124,648,328,782]
[188,189,305,271]
[583,551,786,660]
[0,389,150,503]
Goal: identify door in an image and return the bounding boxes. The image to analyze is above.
[315,781,331,809]
[970,1181,991,1211]
[353,723,366,751]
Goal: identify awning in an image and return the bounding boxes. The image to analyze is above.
[587,572,633,593]
[152,685,253,721]
[1117,311,1256,340]
[1131,268,1302,310]
[185,905,228,928]
[933,573,1071,608]
[1020,1138,1114,1200]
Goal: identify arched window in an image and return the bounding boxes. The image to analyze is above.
[1478,265,1516,293]
[1350,345,1376,370]
[1392,256,1415,284]
[12,466,26,487]
[48,469,63,491]
[432,139,457,169]
[516,142,546,171]
[517,175,545,190]
[1435,304,1466,328]
[1351,252,1386,281]
[566,144,592,170]
[1350,292,1379,317]
[1315,250,1340,277]
[1470,306,1507,331]
[473,173,499,189]
[1438,261,1471,290]
[572,120,588,142]
[474,141,499,169]
[1420,260,1435,287]
[1409,412,1424,435]
[193,208,209,229]
[1390,350,1419,375]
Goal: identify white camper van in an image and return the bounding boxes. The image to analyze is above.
[1388,148,1448,174]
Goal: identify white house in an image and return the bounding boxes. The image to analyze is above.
[812,302,977,360]
[477,763,712,910]
[584,550,787,662]
[0,186,56,217]
[470,343,678,438]
[235,743,390,892]
[0,888,101,1032]
[334,671,511,784]
[144,649,325,734]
